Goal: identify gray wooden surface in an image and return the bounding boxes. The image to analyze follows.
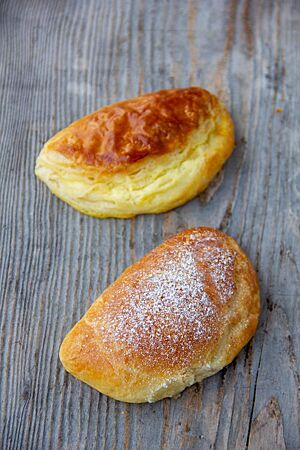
[0,0,299,449]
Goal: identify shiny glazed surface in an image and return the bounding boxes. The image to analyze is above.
[50,87,217,171]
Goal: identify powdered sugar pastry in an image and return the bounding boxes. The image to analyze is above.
[93,234,236,369]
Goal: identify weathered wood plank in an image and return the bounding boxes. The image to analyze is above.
[248,398,286,450]
[0,0,299,449]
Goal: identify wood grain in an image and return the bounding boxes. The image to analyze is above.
[0,0,299,449]
[248,398,286,450]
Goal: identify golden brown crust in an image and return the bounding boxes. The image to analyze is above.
[60,228,260,403]
[35,87,234,217]
[47,87,219,172]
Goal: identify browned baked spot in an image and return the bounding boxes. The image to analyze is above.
[49,88,218,172]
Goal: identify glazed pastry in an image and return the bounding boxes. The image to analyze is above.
[60,227,260,403]
[35,88,234,218]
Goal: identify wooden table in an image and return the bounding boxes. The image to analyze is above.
[1,1,299,448]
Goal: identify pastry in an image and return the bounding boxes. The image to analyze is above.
[35,88,234,218]
[59,227,260,403]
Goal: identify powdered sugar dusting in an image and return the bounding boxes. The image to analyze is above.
[200,241,236,303]
[90,231,236,370]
